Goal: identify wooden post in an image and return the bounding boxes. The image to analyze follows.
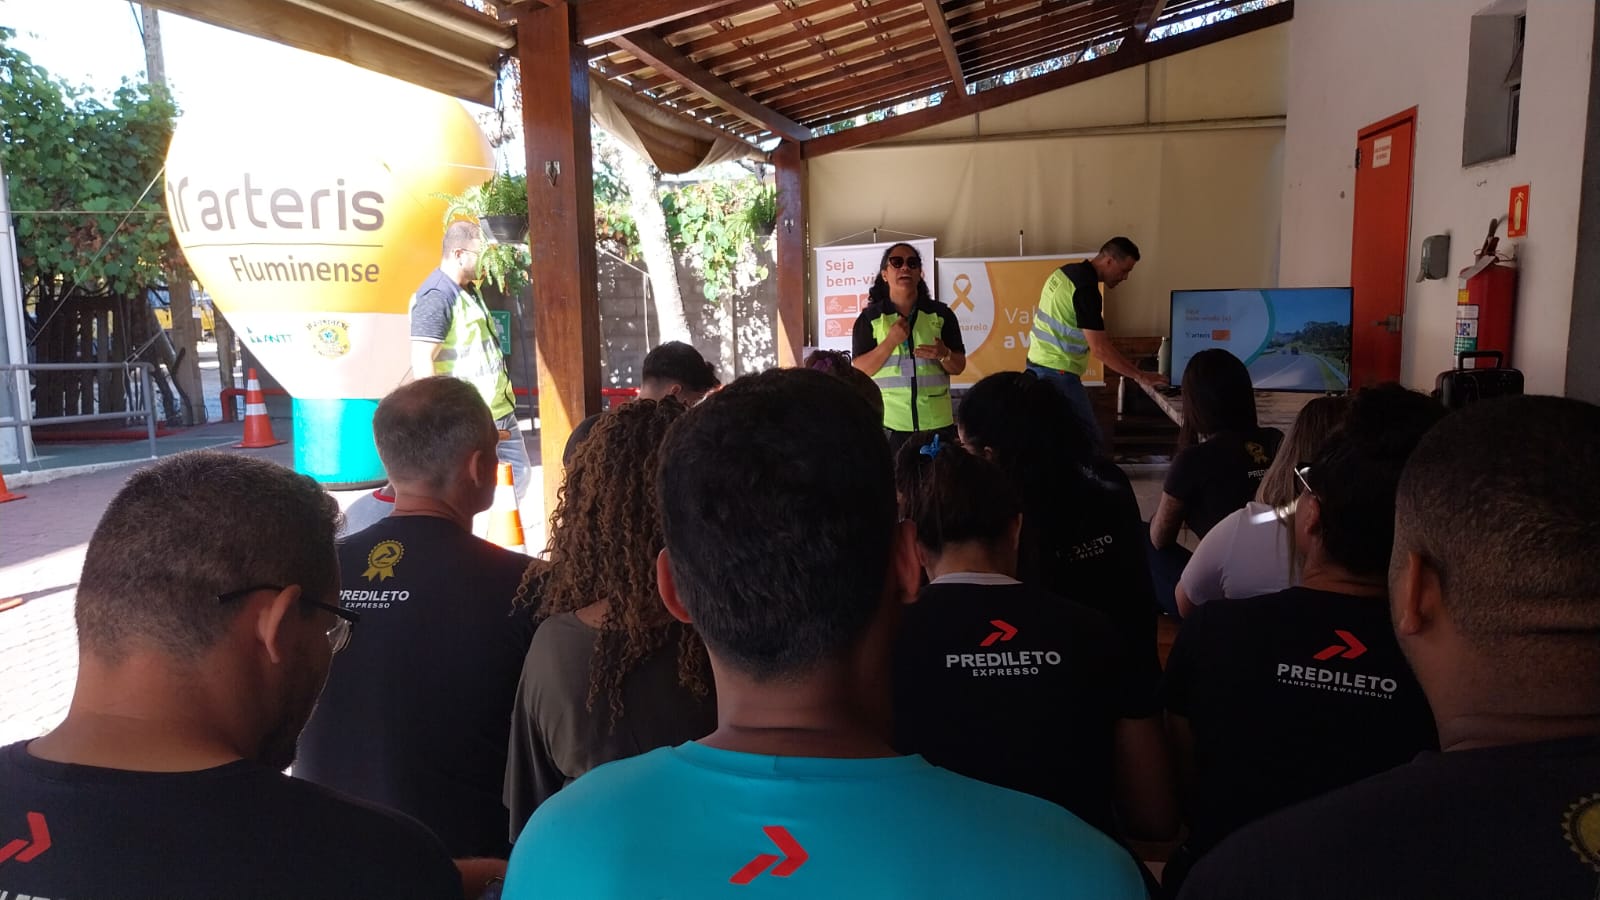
[773,140,807,366]
[519,4,602,524]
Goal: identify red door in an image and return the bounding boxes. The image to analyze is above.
[1350,109,1416,388]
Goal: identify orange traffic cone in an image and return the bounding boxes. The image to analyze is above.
[484,462,526,553]
[0,469,23,503]
[235,369,285,449]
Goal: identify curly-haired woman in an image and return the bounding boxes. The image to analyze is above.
[503,398,713,839]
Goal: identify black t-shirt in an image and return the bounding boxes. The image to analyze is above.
[504,613,716,840]
[1020,459,1163,706]
[851,293,966,358]
[1163,587,1437,853]
[296,515,536,858]
[563,411,603,467]
[0,741,461,899]
[893,578,1154,836]
[1180,734,1600,900]
[1164,426,1284,537]
[1059,259,1106,331]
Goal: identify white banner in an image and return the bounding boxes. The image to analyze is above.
[812,238,936,354]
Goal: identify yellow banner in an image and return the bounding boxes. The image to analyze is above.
[938,255,1105,386]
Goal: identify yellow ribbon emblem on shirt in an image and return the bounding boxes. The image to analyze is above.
[363,540,404,582]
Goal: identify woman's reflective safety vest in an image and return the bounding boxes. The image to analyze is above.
[870,308,952,432]
[1026,267,1093,376]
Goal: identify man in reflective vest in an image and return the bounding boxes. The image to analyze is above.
[1026,236,1167,450]
[409,220,529,516]
[851,244,966,449]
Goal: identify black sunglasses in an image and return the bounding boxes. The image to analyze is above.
[218,583,360,654]
[886,255,922,270]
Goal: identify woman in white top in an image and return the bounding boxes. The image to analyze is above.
[1174,395,1348,617]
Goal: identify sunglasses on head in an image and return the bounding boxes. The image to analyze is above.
[886,255,922,270]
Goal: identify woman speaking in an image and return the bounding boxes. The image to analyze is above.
[850,243,966,449]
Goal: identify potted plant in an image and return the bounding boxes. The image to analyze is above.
[481,172,529,243]
[746,184,777,237]
[476,242,531,297]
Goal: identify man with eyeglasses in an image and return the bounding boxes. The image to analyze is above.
[297,377,536,864]
[1158,385,1443,892]
[410,219,530,525]
[0,452,461,899]
[851,242,967,451]
[1026,236,1167,451]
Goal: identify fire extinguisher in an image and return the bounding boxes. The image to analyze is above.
[1454,218,1518,369]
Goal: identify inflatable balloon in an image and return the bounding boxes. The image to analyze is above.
[165,65,494,486]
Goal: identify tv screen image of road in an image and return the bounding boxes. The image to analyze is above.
[1169,288,1352,392]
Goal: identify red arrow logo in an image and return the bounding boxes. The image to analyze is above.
[0,811,51,865]
[1313,630,1368,660]
[730,826,807,885]
[980,619,1018,647]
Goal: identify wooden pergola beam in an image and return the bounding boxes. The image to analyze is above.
[575,0,749,45]
[519,3,602,521]
[738,30,937,98]
[142,0,504,104]
[803,0,1292,155]
[773,140,807,366]
[922,0,966,91]
[662,0,790,39]
[1119,0,1170,53]
[613,29,811,141]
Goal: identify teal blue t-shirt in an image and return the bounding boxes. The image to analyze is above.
[503,742,1146,899]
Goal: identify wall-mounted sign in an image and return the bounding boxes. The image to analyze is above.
[1507,184,1530,237]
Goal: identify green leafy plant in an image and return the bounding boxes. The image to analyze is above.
[434,183,484,223]
[477,241,531,296]
[660,179,770,302]
[482,172,528,217]
[432,173,532,295]
[0,28,181,299]
[593,147,639,261]
[746,184,777,235]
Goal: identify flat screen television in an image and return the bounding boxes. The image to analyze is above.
[1169,288,1353,392]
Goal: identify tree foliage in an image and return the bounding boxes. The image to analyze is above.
[0,28,180,299]
[594,162,772,303]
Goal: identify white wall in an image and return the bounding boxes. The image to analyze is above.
[1280,0,1594,394]
[808,26,1289,338]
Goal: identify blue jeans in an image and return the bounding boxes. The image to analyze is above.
[1144,527,1191,620]
[1026,363,1103,451]
[474,413,534,542]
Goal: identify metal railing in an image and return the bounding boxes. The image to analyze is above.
[0,362,160,466]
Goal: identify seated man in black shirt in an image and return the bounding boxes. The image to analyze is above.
[297,377,536,861]
[0,452,462,900]
[1180,395,1600,900]
[891,434,1176,843]
[1162,385,1445,888]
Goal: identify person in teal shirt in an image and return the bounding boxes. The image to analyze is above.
[503,368,1147,899]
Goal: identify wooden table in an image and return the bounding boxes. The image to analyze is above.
[1136,381,1323,433]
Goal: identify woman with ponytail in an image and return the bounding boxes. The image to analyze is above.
[891,433,1176,845]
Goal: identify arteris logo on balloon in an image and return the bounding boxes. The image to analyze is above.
[166,175,386,285]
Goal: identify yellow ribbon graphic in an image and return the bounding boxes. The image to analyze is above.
[951,273,976,312]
